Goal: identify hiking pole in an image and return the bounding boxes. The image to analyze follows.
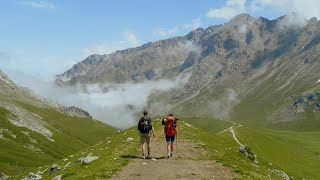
[176,133,178,154]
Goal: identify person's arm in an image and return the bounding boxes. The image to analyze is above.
[151,119,156,138]
[162,118,166,125]
[152,125,156,138]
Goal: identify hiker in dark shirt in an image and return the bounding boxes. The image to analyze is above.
[162,114,179,159]
[138,110,155,159]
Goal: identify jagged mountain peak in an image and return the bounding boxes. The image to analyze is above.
[56,13,320,118]
[229,13,256,24]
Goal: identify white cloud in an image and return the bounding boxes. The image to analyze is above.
[207,0,246,20]
[83,43,119,56]
[5,69,191,128]
[207,0,320,21]
[155,18,202,37]
[155,27,178,36]
[18,1,55,9]
[251,0,320,19]
[123,31,139,46]
[83,31,139,56]
[183,18,202,30]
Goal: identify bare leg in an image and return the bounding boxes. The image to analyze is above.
[167,141,170,157]
[141,143,145,157]
[147,143,150,157]
[171,142,174,155]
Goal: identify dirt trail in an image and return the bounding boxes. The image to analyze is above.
[229,126,243,146]
[111,128,238,180]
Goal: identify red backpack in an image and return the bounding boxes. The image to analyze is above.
[164,115,177,137]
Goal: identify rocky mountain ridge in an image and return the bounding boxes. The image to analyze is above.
[57,13,320,124]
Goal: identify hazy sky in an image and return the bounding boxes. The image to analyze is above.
[0,0,319,78]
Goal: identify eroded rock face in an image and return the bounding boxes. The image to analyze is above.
[291,93,320,112]
[0,102,53,141]
[59,106,92,119]
[55,13,320,119]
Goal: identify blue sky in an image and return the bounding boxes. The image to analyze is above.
[0,0,318,79]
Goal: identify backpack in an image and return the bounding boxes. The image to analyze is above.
[164,116,177,137]
[138,117,152,133]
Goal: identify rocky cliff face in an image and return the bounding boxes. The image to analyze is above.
[57,13,320,122]
[59,106,92,119]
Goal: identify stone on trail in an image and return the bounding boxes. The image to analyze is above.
[126,137,134,142]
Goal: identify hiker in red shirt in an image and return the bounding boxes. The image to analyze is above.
[162,114,179,159]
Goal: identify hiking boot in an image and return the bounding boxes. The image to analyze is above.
[170,153,173,157]
[142,156,146,159]
[167,156,170,159]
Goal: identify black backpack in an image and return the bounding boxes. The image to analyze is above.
[138,117,152,133]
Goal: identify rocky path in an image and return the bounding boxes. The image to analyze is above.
[111,128,237,180]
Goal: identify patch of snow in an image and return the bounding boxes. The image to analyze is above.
[300,46,305,51]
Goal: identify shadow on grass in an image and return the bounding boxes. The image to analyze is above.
[121,155,166,160]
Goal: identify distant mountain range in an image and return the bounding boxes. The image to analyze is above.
[56,13,320,130]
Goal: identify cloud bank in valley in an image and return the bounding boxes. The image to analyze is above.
[5,69,191,128]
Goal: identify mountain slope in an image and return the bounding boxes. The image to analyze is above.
[57,13,320,129]
[0,70,117,178]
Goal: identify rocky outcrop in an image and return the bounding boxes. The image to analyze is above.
[59,106,92,119]
[239,145,256,162]
[76,154,99,164]
[50,164,61,175]
[291,93,320,112]
[0,172,8,180]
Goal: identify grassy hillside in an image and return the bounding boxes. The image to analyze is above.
[183,117,320,179]
[25,120,292,179]
[0,71,118,178]
[0,103,116,178]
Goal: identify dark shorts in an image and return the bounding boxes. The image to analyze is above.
[165,136,175,142]
[140,133,151,144]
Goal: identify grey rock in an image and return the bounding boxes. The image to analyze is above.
[52,174,62,180]
[76,155,99,164]
[59,106,92,119]
[0,172,8,180]
[50,164,61,175]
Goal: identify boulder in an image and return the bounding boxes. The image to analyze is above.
[0,172,8,180]
[50,164,61,175]
[76,155,99,164]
